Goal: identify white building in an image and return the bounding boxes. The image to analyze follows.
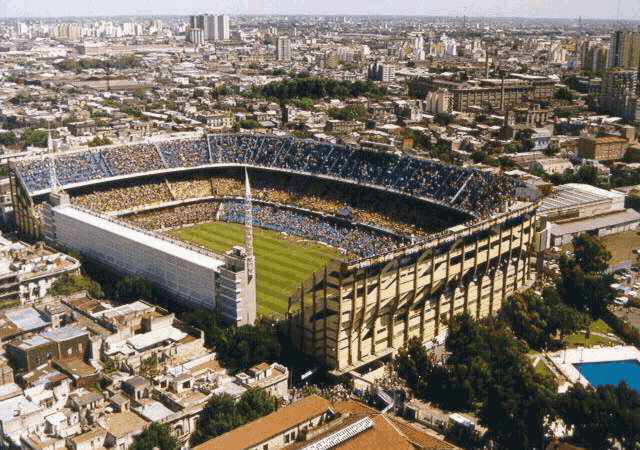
[42,190,256,326]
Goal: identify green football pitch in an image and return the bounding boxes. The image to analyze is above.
[170,222,342,317]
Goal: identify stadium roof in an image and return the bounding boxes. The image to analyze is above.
[539,183,624,214]
[56,206,224,271]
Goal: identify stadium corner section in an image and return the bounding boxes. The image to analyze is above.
[287,203,539,376]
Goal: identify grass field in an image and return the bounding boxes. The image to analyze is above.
[171,222,342,317]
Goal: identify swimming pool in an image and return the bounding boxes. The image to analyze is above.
[574,359,640,392]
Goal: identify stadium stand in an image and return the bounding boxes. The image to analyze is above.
[218,200,406,258]
[14,134,519,218]
[127,201,220,230]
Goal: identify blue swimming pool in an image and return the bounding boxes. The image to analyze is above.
[574,360,640,392]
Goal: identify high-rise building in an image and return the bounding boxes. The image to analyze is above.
[608,30,640,69]
[206,14,217,42]
[276,36,292,61]
[188,28,205,46]
[368,61,395,82]
[217,14,230,41]
[599,69,639,122]
[188,14,230,43]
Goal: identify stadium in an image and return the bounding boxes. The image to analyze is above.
[10,133,537,374]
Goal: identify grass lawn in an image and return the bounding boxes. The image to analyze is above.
[170,221,342,318]
[535,359,554,379]
[588,319,613,335]
[564,331,617,348]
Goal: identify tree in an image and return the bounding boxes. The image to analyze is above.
[558,234,614,316]
[236,388,280,422]
[88,136,112,147]
[434,112,454,127]
[191,390,278,446]
[22,128,48,148]
[327,104,368,122]
[558,257,614,316]
[0,131,17,146]
[190,393,243,446]
[216,319,281,369]
[129,423,180,450]
[239,119,260,129]
[480,346,556,449]
[573,233,611,274]
[500,288,587,350]
[49,272,104,298]
[556,383,640,450]
[554,87,575,101]
[114,276,154,302]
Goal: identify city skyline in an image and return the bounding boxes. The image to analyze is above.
[1,0,640,20]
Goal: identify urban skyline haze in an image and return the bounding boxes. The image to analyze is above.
[1,0,639,20]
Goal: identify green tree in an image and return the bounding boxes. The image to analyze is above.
[556,383,640,450]
[217,319,281,369]
[129,423,179,450]
[88,136,112,147]
[554,87,575,101]
[114,276,154,302]
[239,119,260,129]
[191,393,242,445]
[191,390,278,446]
[236,388,280,422]
[434,112,454,127]
[0,131,17,146]
[501,288,587,350]
[327,104,368,122]
[480,344,556,449]
[558,234,614,316]
[572,234,611,274]
[49,272,104,298]
[22,128,48,148]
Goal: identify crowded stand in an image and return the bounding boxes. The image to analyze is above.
[55,151,112,185]
[68,170,462,237]
[101,143,166,176]
[126,202,220,230]
[156,139,210,168]
[219,200,406,259]
[171,178,214,200]
[14,134,519,217]
[72,178,172,212]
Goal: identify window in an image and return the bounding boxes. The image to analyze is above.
[284,434,290,444]
[263,445,268,450]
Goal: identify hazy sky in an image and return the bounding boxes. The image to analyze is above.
[0,0,637,20]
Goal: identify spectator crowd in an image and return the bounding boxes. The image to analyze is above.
[15,134,519,217]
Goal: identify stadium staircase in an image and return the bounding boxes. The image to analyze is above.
[154,143,170,169]
[451,174,475,204]
[98,152,114,177]
[165,178,176,201]
[206,135,214,163]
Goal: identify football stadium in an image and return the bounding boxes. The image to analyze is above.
[10,134,538,374]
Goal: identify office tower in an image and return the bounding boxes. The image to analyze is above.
[608,30,640,69]
[188,28,205,46]
[368,61,395,82]
[277,36,292,61]
[188,14,229,42]
[217,14,230,41]
[206,14,218,41]
[599,69,639,122]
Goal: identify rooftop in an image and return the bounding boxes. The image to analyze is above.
[539,183,624,214]
[104,411,148,438]
[55,205,224,272]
